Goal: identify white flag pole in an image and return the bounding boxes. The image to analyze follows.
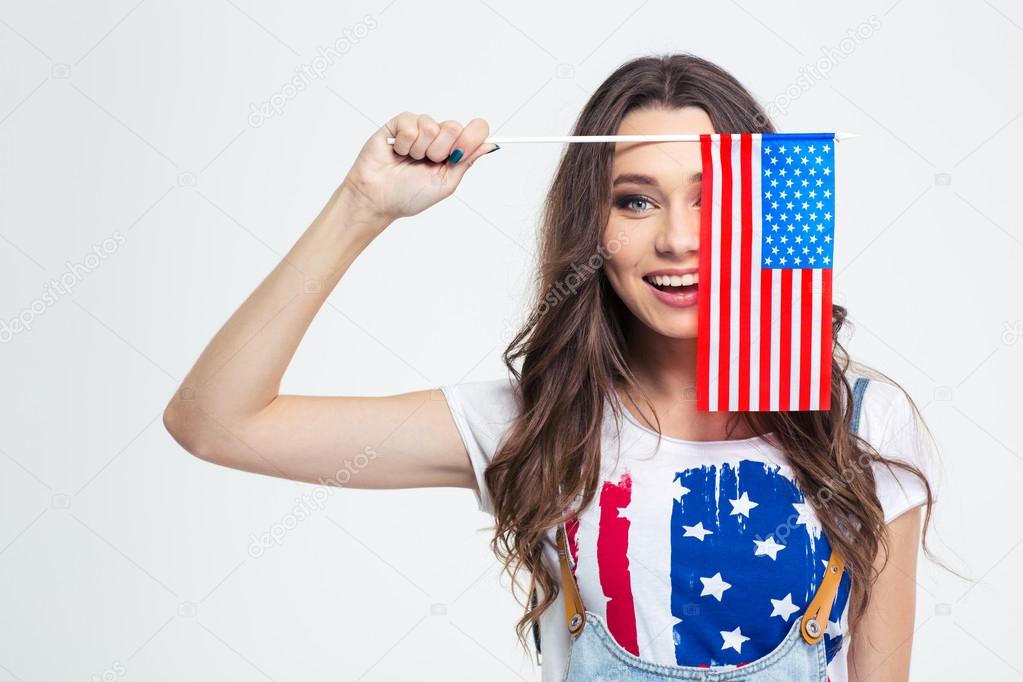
[384,132,858,145]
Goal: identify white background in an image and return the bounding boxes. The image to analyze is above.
[1,0,1021,679]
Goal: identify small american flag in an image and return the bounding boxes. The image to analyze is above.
[696,133,837,413]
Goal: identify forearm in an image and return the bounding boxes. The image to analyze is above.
[164,182,388,448]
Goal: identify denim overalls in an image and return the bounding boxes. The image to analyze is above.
[546,377,871,681]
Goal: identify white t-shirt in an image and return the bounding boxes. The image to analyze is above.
[441,374,940,682]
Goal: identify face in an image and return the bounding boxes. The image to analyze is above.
[602,106,714,340]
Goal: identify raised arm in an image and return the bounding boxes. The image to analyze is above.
[162,112,499,492]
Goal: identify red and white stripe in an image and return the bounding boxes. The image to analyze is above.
[697,134,832,413]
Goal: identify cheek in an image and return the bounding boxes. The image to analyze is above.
[600,238,639,294]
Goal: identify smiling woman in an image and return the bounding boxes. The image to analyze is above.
[163,53,941,682]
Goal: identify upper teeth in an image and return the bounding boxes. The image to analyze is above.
[650,274,698,286]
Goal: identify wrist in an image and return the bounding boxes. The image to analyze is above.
[329,178,393,236]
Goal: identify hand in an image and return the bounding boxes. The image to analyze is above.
[339,112,498,225]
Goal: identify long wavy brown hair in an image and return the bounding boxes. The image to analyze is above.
[484,53,946,654]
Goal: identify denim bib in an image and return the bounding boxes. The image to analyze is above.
[547,377,871,681]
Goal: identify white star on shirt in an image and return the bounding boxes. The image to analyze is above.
[729,491,759,518]
[770,593,800,621]
[753,536,785,560]
[683,521,714,541]
[793,501,823,538]
[674,478,691,502]
[700,572,732,601]
[720,625,750,653]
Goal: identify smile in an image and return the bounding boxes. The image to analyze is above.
[642,269,699,308]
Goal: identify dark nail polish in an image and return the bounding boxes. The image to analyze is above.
[485,144,501,154]
[448,148,464,164]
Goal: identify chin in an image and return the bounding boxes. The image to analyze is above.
[647,314,698,340]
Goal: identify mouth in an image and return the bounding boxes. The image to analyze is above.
[642,269,699,308]
[642,271,699,293]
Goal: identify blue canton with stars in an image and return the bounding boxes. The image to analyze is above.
[669,459,851,667]
[761,134,836,270]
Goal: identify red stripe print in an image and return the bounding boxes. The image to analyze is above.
[566,516,580,574]
[597,470,638,655]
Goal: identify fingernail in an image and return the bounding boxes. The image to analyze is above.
[447,148,464,164]
[485,144,501,154]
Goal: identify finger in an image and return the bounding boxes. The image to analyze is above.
[447,117,493,167]
[409,113,440,160]
[425,119,463,163]
[388,112,420,157]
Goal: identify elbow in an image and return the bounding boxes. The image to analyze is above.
[163,399,218,463]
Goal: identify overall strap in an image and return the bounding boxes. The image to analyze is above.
[801,376,870,645]
[529,493,586,660]
[556,521,587,637]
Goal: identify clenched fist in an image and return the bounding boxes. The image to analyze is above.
[340,112,499,227]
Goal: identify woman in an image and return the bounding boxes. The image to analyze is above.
[164,54,939,681]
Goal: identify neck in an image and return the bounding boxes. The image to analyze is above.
[620,315,761,441]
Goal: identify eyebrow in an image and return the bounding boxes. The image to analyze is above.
[612,172,703,188]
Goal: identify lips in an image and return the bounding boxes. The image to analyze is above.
[644,267,699,278]
[642,276,699,310]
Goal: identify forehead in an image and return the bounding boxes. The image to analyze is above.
[612,106,714,178]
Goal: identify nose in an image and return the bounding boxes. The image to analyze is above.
[653,201,700,257]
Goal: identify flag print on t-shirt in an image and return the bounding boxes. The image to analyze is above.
[440,374,937,682]
[564,458,851,670]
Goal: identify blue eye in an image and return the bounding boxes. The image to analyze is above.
[616,195,655,212]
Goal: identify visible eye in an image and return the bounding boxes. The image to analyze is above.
[615,194,656,213]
